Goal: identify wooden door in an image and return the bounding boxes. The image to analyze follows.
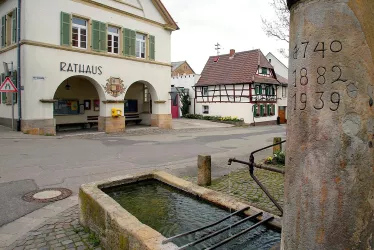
[278,106,286,124]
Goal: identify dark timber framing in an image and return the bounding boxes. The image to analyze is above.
[195,83,278,104]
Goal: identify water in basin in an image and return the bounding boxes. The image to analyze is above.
[104,180,280,250]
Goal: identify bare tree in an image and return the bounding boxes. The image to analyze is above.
[262,0,290,57]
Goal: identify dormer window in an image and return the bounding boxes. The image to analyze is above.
[260,67,268,75]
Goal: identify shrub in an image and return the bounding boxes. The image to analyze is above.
[273,151,286,165]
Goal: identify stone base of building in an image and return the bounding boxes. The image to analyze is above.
[21,119,56,135]
[0,117,14,128]
[250,120,277,126]
[98,116,125,133]
[151,114,172,129]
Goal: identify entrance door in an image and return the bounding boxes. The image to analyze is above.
[171,94,179,119]
[278,106,286,124]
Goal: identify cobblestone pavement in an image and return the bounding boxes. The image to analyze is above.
[184,165,284,216]
[210,167,284,216]
[8,206,102,250]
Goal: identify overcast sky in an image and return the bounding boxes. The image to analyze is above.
[162,0,289,74]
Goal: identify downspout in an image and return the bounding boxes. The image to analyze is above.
[17,0,22,131]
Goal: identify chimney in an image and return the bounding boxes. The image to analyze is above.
[230,49,235,57]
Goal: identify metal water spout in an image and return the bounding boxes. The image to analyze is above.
[283,1,374,249]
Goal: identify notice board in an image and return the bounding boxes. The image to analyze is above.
[54,100,80,115]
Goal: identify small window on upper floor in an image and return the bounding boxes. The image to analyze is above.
[260,67,269,75]
[136,33,146,58]
[268,58,272,63]
[1,9,17,48]
[202,87,208,96]
[108,26,119,54]
[72,17,87,49]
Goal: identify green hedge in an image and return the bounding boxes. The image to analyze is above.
[183,114,244,122]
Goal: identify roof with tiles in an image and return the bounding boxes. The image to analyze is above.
[196,49,280,86]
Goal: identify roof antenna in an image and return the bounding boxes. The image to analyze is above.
[215,43,221,55]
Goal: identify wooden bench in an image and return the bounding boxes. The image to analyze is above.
[125,113,142,125]
[87,116,99,128]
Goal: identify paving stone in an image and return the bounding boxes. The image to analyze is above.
[55,234,66,239]
[75,242,84,247]
[62,240,73,245]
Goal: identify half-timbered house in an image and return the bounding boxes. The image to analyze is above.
[194,49,287,125]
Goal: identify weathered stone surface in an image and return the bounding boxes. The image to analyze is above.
[98,116,125,133]
[21,119,56,136]
[151,114,172,129]
[197,155,212,186]
[284,1,374,249]
[273,137,282,153]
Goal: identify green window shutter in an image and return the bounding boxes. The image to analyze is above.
[130,30,136,57]
[60,12,71,46]
[123,28,131,56]
[149,35,155,61]
[272,104,275,115]
[92,20,100,51]
[255,85,259,95]
[259,86,262,95]
[265,86,269,95]
[92,20,107,51]
[253,105,257,116]
[12,70,17,104]
[262,68,268,74]
[1,15,6,48]
[99,22,107,52]
[1,73,6,104]
[267,104,271,116]
[260,104,264,117]
[12,9,17,44]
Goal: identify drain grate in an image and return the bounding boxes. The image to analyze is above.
[22,188,72,203]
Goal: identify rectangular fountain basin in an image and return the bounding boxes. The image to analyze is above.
[79,171,282,250]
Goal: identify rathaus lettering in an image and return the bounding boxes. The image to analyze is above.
[60,62,103,75]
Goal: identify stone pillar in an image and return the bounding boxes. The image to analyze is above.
[273,137,282,154]
[151,114,172,129]
[283,1,374,249]
[197,155,211,186]
[21,119,56,135]
[98,116,125,133]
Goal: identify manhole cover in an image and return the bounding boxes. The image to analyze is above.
[22,188,72,203]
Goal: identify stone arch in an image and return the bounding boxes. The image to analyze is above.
[53,75,105,131]
[124,80,158,125]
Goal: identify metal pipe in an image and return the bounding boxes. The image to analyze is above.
[205,216,274,250]
[177,212,263,250]
[251,140,286,155]
[162,206,250,244]
[228,158,285,174]
[17,0,22,131]
[250,171,283,215]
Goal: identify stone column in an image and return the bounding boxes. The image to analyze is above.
[197,155,211,186]
[283,1,374,249]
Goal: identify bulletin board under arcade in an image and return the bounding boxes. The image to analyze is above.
[53,100,100,115]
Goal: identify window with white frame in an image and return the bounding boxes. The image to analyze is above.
[107,26,119,54]
[72,17,87,49]
[203,105,209,114]
[136,33,146,58]
[202,87,208,96]
[282,86,287,98]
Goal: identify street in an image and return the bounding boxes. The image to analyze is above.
[0,122,286,248]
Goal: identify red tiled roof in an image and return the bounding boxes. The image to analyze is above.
[196,49,277,86]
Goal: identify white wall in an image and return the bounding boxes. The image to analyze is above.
[172,74,200,114]
[195,102,278,124]
[266,53,288,79]
[23,0,171,64]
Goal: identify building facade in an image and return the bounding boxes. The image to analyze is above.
[195,49,286,125]
[171,73,200,117]
[266,52,288,123]
[0,0,178,135]
[171,61,195,77]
